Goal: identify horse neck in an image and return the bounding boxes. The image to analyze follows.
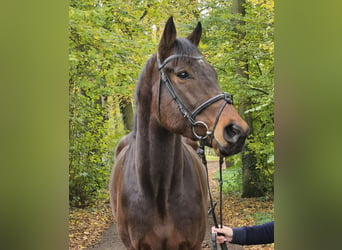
[134,56,184,197]
[135,107,184,195]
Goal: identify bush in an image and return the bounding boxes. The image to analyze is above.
[214,157,242,195]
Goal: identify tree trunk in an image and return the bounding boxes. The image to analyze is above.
[119,97,134,132]
[232,0,265,197]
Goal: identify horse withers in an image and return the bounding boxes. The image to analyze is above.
[110,17,249,250]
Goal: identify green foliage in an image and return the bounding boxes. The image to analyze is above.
[248,211,274,225]
[215,159,243,194]
[201,0,274,194]
[69,1,135,207]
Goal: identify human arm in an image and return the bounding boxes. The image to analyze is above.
[212,221,274,245]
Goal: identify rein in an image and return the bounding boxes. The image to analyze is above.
[197,140,228,250]
[158,54,230,250]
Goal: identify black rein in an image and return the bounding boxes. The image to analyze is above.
[198,141,228,250]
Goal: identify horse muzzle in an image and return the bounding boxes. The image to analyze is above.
[212,122,249,157]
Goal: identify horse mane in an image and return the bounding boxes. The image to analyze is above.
[131,54,157,136]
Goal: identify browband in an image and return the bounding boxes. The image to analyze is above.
[157,55,203,70]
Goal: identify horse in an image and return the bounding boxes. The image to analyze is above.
[110,17,249,250]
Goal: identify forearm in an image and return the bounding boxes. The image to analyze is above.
[231,221,274,245]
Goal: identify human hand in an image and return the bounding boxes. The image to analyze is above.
[211,226,233,244]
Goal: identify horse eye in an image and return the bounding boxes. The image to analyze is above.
[176,71,190,79]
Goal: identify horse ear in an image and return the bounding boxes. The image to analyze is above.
[187,21,202,47]
[158,16,177,61]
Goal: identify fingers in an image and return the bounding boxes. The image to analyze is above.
[216,235,227,244]
[211,225,233,243]
[212,228,223,233]
[211,226,227,243]
[211,226,225,234]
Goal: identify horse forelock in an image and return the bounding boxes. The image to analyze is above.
[135,37,199,103]
[174,37,200,55]
[169,38,202,66]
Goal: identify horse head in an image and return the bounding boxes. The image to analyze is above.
[154,17,249,156]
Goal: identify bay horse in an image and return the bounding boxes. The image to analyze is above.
[110,17,249,250]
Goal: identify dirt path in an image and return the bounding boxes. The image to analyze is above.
[87,161,242,250]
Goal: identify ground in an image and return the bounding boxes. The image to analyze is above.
[69,161,274,250]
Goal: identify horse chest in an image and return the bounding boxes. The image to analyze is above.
[123,178,204,220]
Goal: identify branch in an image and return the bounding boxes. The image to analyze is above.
[247,85,269,95]
[253,55,263,76]
[215,67,228,73]
[139,10,147,20]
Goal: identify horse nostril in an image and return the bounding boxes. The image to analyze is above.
[223,123,242,144]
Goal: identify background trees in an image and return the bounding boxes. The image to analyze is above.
[203,0,274,197]
[69,0,274,207]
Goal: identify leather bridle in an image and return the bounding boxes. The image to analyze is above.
[157,54,233,142]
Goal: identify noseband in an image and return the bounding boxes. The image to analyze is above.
[157,54,233,141]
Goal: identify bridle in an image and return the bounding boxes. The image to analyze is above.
[157,54,233,142]
[157,54,230,250]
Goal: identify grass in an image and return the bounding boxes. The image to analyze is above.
[206,155,219,161]
[252,211,274,224]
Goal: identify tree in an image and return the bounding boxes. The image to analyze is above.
[232,0,264,197]
[200,0,274,196]
[69,0,133,206]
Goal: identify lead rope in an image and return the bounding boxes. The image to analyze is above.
[218,156,226,250]
[198,140,228,250]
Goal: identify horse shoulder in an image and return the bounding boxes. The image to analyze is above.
[115,132,135,158]
[110,133,135,218]
[181,141,208,242]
